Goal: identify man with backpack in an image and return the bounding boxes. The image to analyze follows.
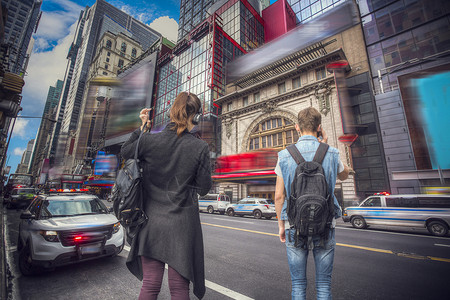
[275,107,350,299]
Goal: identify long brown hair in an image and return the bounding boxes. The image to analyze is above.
[169,91,201,137]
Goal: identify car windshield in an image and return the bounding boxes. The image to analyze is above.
[12,188,35,195]
[259,199,274,204]
[40,198,109,218]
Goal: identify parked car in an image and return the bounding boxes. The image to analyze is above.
[342,193,450,236]
[226,197,276,219]
[17,191,124,275]
[198,193,231,214]
[6,187,37,209]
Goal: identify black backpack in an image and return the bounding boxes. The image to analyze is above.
[286,143,334,249]
[112,131,148,244]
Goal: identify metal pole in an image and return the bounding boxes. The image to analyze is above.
[378,69,384,94]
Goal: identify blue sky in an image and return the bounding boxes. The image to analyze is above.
[7,0,180,174]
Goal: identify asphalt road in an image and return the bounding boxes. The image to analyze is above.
[4,207,450,300]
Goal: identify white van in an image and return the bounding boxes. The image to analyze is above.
[198,193,230,214]
[342,194,450,236]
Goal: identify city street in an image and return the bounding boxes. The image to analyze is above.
[3,207,450,300]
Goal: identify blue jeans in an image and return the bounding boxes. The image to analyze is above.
[285,228,336,300]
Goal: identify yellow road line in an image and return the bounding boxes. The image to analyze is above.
[428,256,450,263]
[201,222,278,237]
[201,222,450,263]
[336,243,393,254]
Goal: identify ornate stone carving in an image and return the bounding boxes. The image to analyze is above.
[261,100,278,114]
[224,118,233,139]
[314,82,332,116]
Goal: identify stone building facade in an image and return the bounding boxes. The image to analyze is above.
[215,24,377,206]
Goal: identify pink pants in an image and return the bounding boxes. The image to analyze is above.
[138,256,190,300]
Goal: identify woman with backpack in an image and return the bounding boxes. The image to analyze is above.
[121,91,212,300]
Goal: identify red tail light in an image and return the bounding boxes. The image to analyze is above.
[74,236,83,242]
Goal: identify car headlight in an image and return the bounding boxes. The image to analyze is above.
[40,230,59,242]
[343,209,348,216]
[113,222,121,234]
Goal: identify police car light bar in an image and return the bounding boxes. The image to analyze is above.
[49,188,89,193]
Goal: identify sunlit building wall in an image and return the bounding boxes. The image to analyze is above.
[357,0,450,193]
[66,31,144,174]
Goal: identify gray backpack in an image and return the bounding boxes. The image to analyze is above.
[286,143,333,249]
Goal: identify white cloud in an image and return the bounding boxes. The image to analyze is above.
[11,119,29,139]
[34,1,83,51]
[149,16,179,43]
[13,148,26,156]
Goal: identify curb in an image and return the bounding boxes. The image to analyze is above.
[1,197,7,300]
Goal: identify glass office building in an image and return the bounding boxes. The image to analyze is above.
[155,0,264,156]
[357,0,450,193]
[287,0,345,24]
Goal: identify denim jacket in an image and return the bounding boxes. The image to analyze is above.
[276,135,342,221]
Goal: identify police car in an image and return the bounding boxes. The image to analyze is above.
[17,189,124,275]
[226,197,276,219]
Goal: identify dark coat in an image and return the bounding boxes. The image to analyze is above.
[121,123,212,299]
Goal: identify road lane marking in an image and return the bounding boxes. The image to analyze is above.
[435,243,450,248]
[202,218,255,224]
[201,222,278,237]
[205,280,254,300]
[428,256,450,263]
[123,244,255,299]
[335,243,393,254]
[202,222,450,263]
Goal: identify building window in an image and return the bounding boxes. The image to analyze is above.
[118,59,124,68]
[106,57,109,63]
[316,67,326,80]
[293,77,301,89]
[278,82,286,94]
[243,96,248,106]
[248,117,298,150]
[102,71,108,75]
[131,48,137,58]
[254,92,260,102]
[105,64,108,70]
[106,40,112,49]
[107,52,111,57]
[121,42,127,53]
[227,102,232,111]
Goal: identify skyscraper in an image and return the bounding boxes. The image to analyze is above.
[155,0,265,159]
[48,11,85,164]
[55,0,161,172]
[286,0,345,24]
[1,0,42,75]
[16,138,34,173]
[28,80,63,177]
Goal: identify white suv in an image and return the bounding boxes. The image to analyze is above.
[198,193,231,214]
[17,192,124,275]
[226,197,276,219]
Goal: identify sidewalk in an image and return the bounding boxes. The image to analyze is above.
[1,197,11,300]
